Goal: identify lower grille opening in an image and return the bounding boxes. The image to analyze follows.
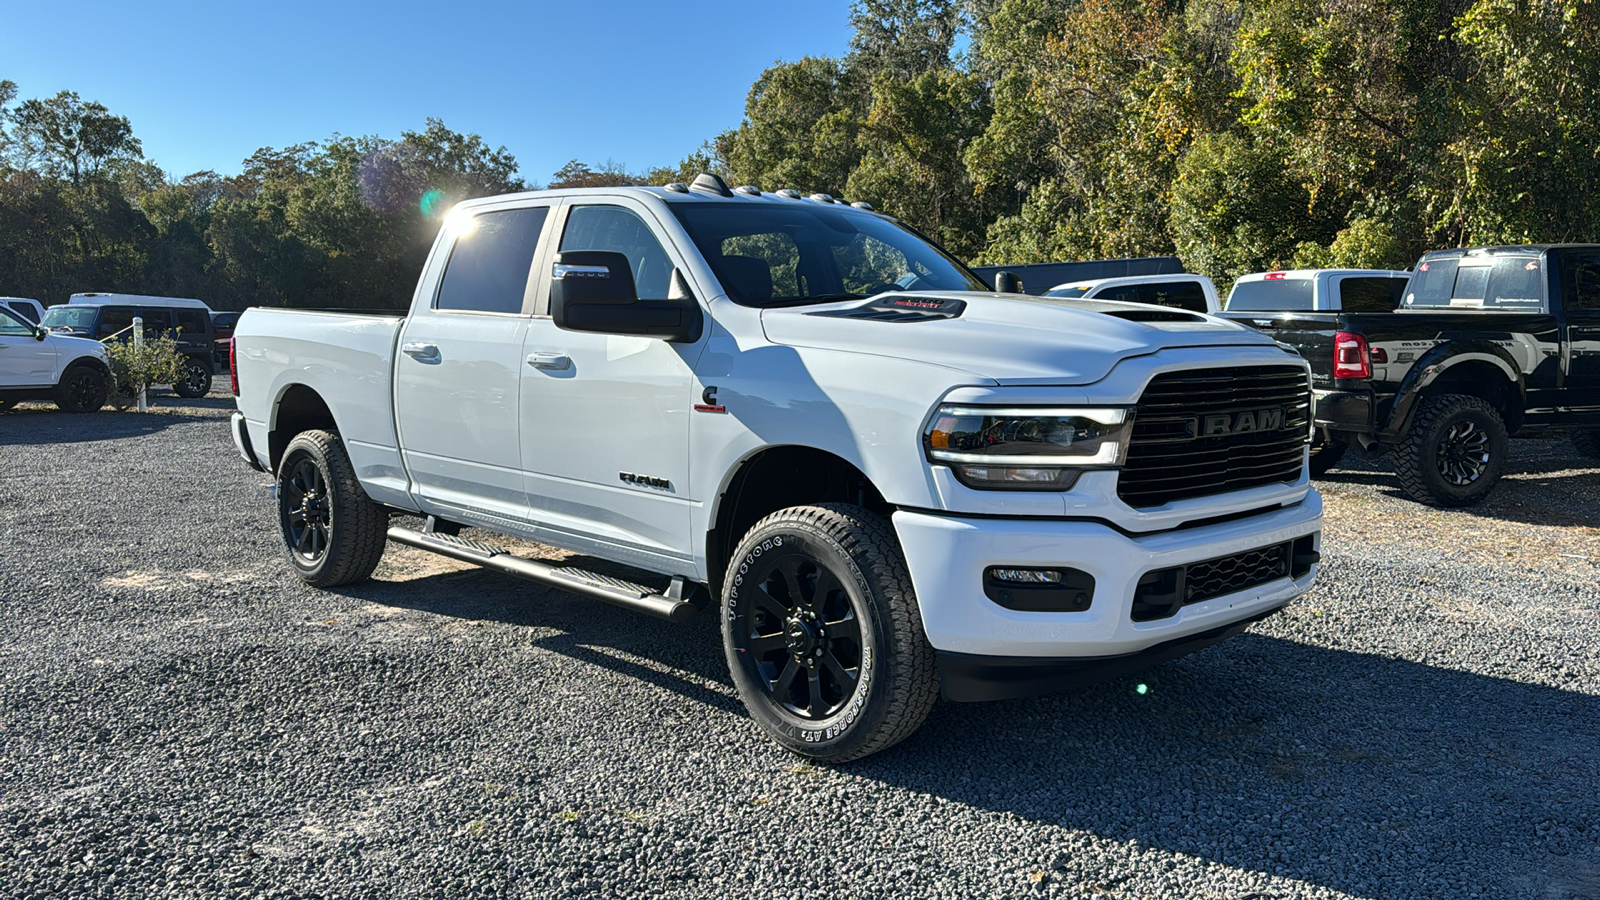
[1132,542,1293,622]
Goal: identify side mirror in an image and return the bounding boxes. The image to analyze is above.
[34,327,47,342]
[550,251,702,342]
[994,271,1024,294]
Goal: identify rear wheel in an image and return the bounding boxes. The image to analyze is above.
[174,358,212,398]
[276,430,389,587]
[54,365,108,413]
[1392,394,1507,507]
[1308,435,1348,477]
[722,503,938,763]
[1571,428,1600,460]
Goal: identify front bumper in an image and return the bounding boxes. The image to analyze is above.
[892,491,1322,685]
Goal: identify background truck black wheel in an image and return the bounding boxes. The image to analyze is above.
[1308,435,1348,477]
[1392,394,1508,507]
[722,503,939,763]
[54,365,108,413]
[174,358,212,398]
[276,430,388,587]
[1572,428,1600,459]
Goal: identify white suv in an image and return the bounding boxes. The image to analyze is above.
[0,306,112,412]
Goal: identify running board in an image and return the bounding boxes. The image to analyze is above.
[386,526,702,622]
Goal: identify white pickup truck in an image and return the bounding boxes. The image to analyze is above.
[231,175,1323,761]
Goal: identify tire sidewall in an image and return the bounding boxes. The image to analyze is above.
[1413,399,1507,505]
[722,518,891,758]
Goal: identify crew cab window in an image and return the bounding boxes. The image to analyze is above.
[137,308,174,337]
[0,307,32,335]
[560,206,673,300]
[97,306,135,337]
[1339,277,1406,312]
[1407,256,1544,309]
[1568,253,1600,310]
[436,206,549,314]
[173,308,209,336]
[1484,257,1544,308]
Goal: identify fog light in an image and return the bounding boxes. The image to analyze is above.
[989,568,1063,584]
[957,465,1078,489]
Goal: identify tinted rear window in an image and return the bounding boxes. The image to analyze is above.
[1405,256,1544,309]
[1226,279,1314,311]
[1137,280,1208,312]
[1338,277,1407,312]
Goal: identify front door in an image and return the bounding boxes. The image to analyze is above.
[394,203,552,524]
[0,307,55,387]
[519,199,706,567]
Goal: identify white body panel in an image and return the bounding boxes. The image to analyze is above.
[232,185,1324,666]
[0,306,107,389]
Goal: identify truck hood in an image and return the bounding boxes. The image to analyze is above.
[760,292,1283,385]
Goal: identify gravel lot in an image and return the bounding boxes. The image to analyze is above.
[2,396,1597,899]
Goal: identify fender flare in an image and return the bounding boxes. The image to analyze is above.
[1383,341,1523,436]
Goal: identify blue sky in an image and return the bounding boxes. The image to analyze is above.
[5,0,856,184]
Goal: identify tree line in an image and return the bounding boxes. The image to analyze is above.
[3,0,1597,310]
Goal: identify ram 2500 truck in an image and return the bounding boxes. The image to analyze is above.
[230,175,1323,761]
[1221,245,1600,504]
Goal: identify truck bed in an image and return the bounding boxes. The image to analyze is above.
[232,308,412,508]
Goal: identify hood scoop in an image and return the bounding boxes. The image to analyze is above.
[1104,308,1206,323]
[807,294,967,322]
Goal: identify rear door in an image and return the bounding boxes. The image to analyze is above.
[393,202,553,523]
[1559,249,1600,411]
[0,307,55,387]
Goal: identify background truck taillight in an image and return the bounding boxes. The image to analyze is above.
[1333,331,1371,379]
[229,338,238,395]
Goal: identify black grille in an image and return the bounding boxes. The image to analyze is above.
[1131,543,1291,622]
[1118,365,1310,508]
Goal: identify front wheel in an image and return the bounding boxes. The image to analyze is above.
[1392,394,1508,507]
[174,358,212,398]
[54,365,108,413]
[276,430,389,587]
[722,503,939,763]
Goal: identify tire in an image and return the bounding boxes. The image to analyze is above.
[276,430,389,587]
[53,365,108,413]
[1308,435,1348,478]
[1572,428,1600,460]
[721,503,939,763]
[1392,394,1508,507]
[174,357,212,398]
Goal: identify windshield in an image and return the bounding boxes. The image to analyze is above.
[1227,279,1315,311]
[670,202,988,307]
[41,306,98,329]
[1044,285,1093,298]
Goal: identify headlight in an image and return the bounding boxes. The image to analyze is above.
[923,406,1132,490]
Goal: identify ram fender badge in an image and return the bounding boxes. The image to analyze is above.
[695,385,726,413]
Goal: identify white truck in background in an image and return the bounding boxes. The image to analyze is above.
[230,175,1323,761]
[1045,274,1222,314]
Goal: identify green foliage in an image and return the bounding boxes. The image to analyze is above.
[104,334,187,409]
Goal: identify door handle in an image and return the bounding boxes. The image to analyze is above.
[527,352,571,371]
[402,342,439,361]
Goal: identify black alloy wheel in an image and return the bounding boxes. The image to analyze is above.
[722,504,939,763]
[274,430,389,587]
[175,358,212,398]
[737,552,866,720]
[1436,419,1490,486]
[1392,394,1507,507]
[282,455,332,563]
[54,366,108,413]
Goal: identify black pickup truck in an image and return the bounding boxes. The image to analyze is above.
[1221,244,1600,506]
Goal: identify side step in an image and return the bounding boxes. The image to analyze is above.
[386,525,702,622]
